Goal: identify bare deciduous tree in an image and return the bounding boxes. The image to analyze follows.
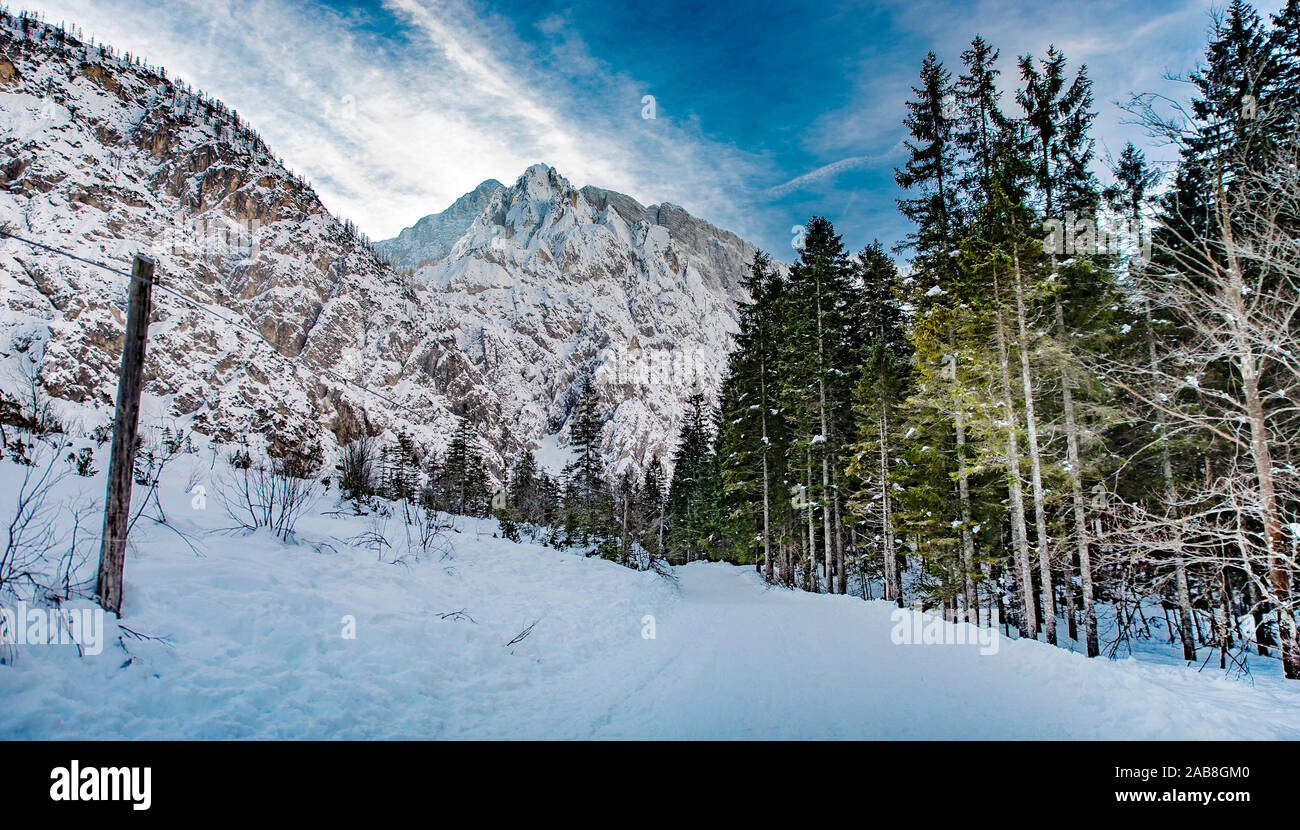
[1103,142,1300,678]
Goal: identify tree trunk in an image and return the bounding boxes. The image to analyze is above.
[814,270,836,596]
[955,408,977,624]
[948,324,978,623]
[760,363,773,584]
[1012,249,1056,645]
[832,479,846,594]
[879,412,902,605]
[993,270,1037,639]
[1144,297,1198,662]
[822,451,834,595]
[621,491,630,566]
[1235,309,1298,677]
[1055,297,1097,656]
[806,456,819,593]
[1213,181,1298,677]
[1246,576,1270,656]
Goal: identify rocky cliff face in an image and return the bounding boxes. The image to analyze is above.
[0,16,765,483]
[0,17,513,471]
[386,164,759,480]
[375,179,503,272]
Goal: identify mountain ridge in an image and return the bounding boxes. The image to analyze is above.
[0,15,765,485]
[397,161,760,479]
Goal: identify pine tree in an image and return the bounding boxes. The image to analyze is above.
[781,217,863,593]
[442,415,486,516]
[897,46,987,620]
[1019,44,1106,647]
[508,449,542,523]
[383,431,420,504]
[845,243,912,604]
[1189,1,1285,184]
[1270,0,1300,124]
[955,35,1007,210]
[949,124,1045,638]
[716,252,787,579]
[668,390,712,562]
[1016,45,1097,218]
[897,53,961,256]
[567,378,608,539]
[639,455,667,556]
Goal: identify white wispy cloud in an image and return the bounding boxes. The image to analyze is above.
[22,0,772,240]
[22,0,1283,255]
[766,150,901,199]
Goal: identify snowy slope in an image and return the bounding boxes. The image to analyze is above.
[1,441,1296,740]
[0,18,518,477]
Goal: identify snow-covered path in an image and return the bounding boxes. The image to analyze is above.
[468,563,1300,739]
[3,447,1299,739]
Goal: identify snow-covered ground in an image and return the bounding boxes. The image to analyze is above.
[1,436,1298,739]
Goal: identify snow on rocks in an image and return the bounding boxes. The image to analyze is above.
[0,22,767,489]
[391,164,762,483]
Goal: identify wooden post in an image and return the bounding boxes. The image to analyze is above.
[96,254,156,616]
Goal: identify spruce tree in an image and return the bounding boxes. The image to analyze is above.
[1189,1,1284,183]
[1270,0,1300,123]
[442,415,486,516]
[897,53,961,256]
[845,243,912,603]
[955,35,1007,210]
[897,47,984,619]
[568,378,608,537]
[508,449,541,523]
[781,217,862,593]
[639,455,667,556]
[1019,44,1106,649]
[1016,45,1096,217]
[668,390,712,562]
[716,252,787,579]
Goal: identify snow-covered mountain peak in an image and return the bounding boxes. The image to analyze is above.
[380,165,765,480]
[0,17,769,486]
[0,18,514,477]
[377,177,504,271]
[517,161,564,194]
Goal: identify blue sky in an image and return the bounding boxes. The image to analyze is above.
[24,0,1288,257]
